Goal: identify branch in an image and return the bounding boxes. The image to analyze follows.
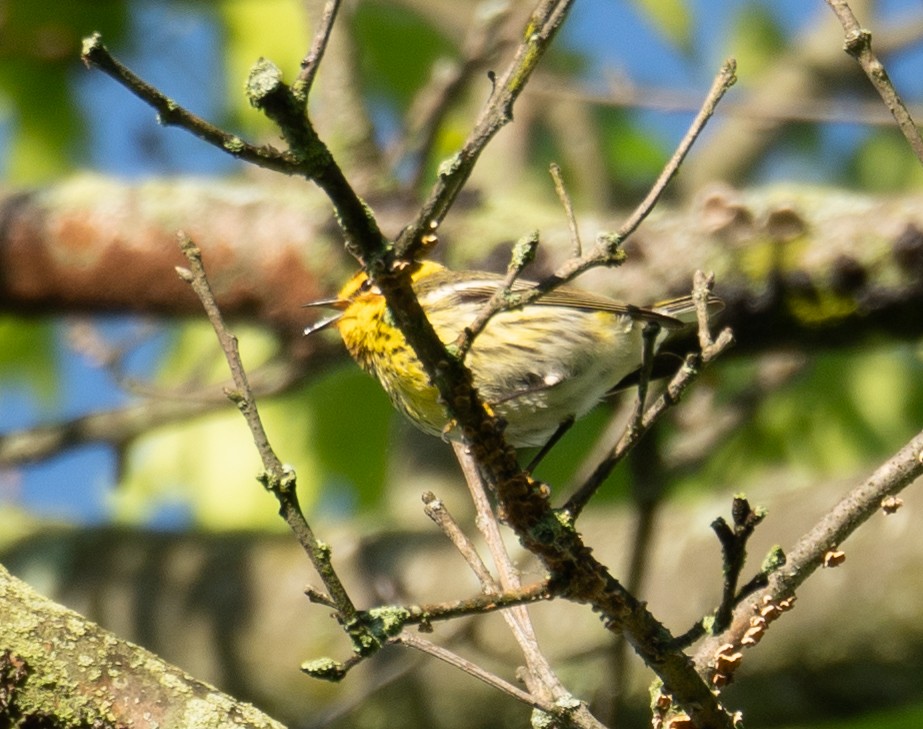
[452,443,608,729]
[81,34,300,175]
[392,0,515,187]
[693,427,923,687]
[175,235,365,646]
[395,0,575,259]
[0,564,285,728]
[825,0,923,165]
[396,633,553,712]
[84,11,731,727]
[295,0,342,97]
[563,272,735,518]
[446,59,738,358]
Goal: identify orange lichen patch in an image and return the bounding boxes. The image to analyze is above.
[822,550,846,568]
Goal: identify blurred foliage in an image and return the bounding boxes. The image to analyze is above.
[115,322,393,528]
[595,107,672,195]
[850,129,923,191]
[218,0,309,135]
[781,701,923,729]
[680,343,923,496]
[0,318,57,403]
[0,0,127,181]
[725,4,786,83]
[629,0,694,54]
[352,1,457,110]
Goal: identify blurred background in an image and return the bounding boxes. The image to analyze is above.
[2,1,923,727]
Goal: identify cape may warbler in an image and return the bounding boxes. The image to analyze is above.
[307,261,712,448]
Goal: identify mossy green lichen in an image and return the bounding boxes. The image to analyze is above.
[300,657,346,682]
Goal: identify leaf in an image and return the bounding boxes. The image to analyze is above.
[0,318,57,402]
[353,1,457,110]
[0,0,127,181]
[628,0,693,53]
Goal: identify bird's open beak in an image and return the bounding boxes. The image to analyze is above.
[302,297,348,336]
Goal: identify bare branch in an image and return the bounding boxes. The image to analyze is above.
[80,34,299,175]
[295,0,342,97]
[694,427,923,686]
[549,162,582,257]
[396,0,575,259]
[825,0,923,165]
[175,234,362,637]
[393,0,515,186]
[453,443,608,729]
[422,490,498,589]
[397,633,554,711]
[563,270,735,519]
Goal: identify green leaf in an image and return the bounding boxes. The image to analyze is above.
[353,2,457,111]
[628,0,693,53]
[0,317,57,402]
[849,130,923,192]
[0,0,127,181]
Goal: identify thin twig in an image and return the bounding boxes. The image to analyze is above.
[295,0,342,98]
[396,0,575,259]
[453,231,539,357]
[80,34,298,175]
[452,444,608,729]
[693,427,923,686]
[710,496,767,632]
[585,58,737,265]
[454,441,559,680]
[441,58,739,358]
[549,162,582,257]
[528,74,923,128]
[825,0,923,165]
[563,272,735,519]
[396,633,556,711]
[405,582,550,625]
[392,0,514,187]
[629,321,661,434]
[422,490,500,590]
[449,57,734,367]
[175,234,360,631]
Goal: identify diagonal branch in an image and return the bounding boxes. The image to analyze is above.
[396,0,575,259]
[175,235,363,641]
[824,0,923,165]
[693,427,923,687]
[81,34,300,175]
[295,0,342,97]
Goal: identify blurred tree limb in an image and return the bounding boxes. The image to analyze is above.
[0,176,921,346]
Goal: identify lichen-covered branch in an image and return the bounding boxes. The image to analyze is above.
[0,564,286,729]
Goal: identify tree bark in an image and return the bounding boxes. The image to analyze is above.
[1,177,922,352]
[0,562,286,728]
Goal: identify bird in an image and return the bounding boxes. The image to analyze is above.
[306,260,716,448]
